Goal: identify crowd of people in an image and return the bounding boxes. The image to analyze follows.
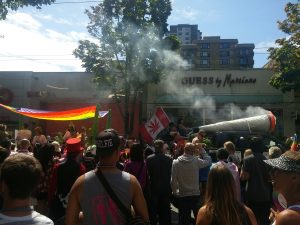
[0,121,299,225]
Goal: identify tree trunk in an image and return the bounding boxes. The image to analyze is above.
[124,81,130,136]
[129,89,138,136]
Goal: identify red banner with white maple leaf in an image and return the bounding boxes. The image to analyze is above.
[140,107,170,144]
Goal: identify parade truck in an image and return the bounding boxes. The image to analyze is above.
[195,113,289,162]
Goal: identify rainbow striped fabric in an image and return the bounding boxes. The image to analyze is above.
[0,104,108,121]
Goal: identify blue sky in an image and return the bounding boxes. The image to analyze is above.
[0,0,293,71]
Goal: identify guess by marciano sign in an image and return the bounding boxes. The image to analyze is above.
[181,73,256,88]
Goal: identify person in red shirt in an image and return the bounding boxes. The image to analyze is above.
[48,138,85,223]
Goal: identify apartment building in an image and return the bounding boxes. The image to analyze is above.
[181,36,254,69]
[168,24,254,69]
[169,24,202,44]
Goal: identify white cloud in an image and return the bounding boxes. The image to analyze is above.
[172,8,199,21]
[7,12,42,30]
[169,7,220,24]
[68,31,91,41]
[254,40,278,53]
[33,13,74,25]
[198,9,221,23]
[32,12,89,28]
[0,12,91,72]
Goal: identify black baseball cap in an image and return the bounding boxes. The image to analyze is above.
[96,129,121,152]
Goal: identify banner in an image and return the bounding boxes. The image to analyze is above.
[140,107,170,144]
[0,103,108,121]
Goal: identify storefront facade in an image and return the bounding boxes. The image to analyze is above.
[0,71,140,137]
[0,70,299,138]
[145,69,297,137]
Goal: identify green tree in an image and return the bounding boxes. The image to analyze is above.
[163,35,181,51]
[74,0,172,135]
[0,0,55,20]
[268,1,300,92]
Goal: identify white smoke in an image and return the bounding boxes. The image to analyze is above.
[162,49,190,70]
[158,51,270,125]
[90,18,270,126]
[219,103,270,121]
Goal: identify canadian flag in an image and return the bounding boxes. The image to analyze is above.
[140,107,170,144]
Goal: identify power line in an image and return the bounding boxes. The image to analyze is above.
[0,52,270,61]
[53,0,101,4]
[0,50,273,57]
[0,53,79,61]
[0,58,78,61]
[0,54,73,57]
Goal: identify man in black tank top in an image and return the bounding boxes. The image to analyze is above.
[146,139,173,225]
[240,137,271,225]
[65,129,149,225]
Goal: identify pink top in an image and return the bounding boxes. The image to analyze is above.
[124,161,147,189]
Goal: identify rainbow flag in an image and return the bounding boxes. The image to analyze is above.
[291,133,298,151]
[0,103,108,121]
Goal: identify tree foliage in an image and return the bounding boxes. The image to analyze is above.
[163,35,181,51]
[268,1,300,92]
[74,0,172,135]
[0,0,55,20]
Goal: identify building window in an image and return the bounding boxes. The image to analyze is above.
[220,58,229,65]
[185,32,189,35]
[185,37,189,40]
[177,27,182,31]
[220,43,230,48]
[182,51,195,58]
[200,51,209,57]
[240,48,250,55]
[200,59,209,65]
[295,91,300,98]
[200,43,210,49]
[240,57,248,65]
[219,51,229,57]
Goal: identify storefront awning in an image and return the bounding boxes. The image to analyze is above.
[154,95,283,105]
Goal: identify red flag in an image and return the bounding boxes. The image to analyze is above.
[140,107,170,144]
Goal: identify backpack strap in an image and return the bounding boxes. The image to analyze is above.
[95,169,132,220]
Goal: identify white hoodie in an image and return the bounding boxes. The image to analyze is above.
[171,149,211,197]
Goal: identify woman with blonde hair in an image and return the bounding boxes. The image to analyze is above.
[224,141,241,167]
[196,165,257,225]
